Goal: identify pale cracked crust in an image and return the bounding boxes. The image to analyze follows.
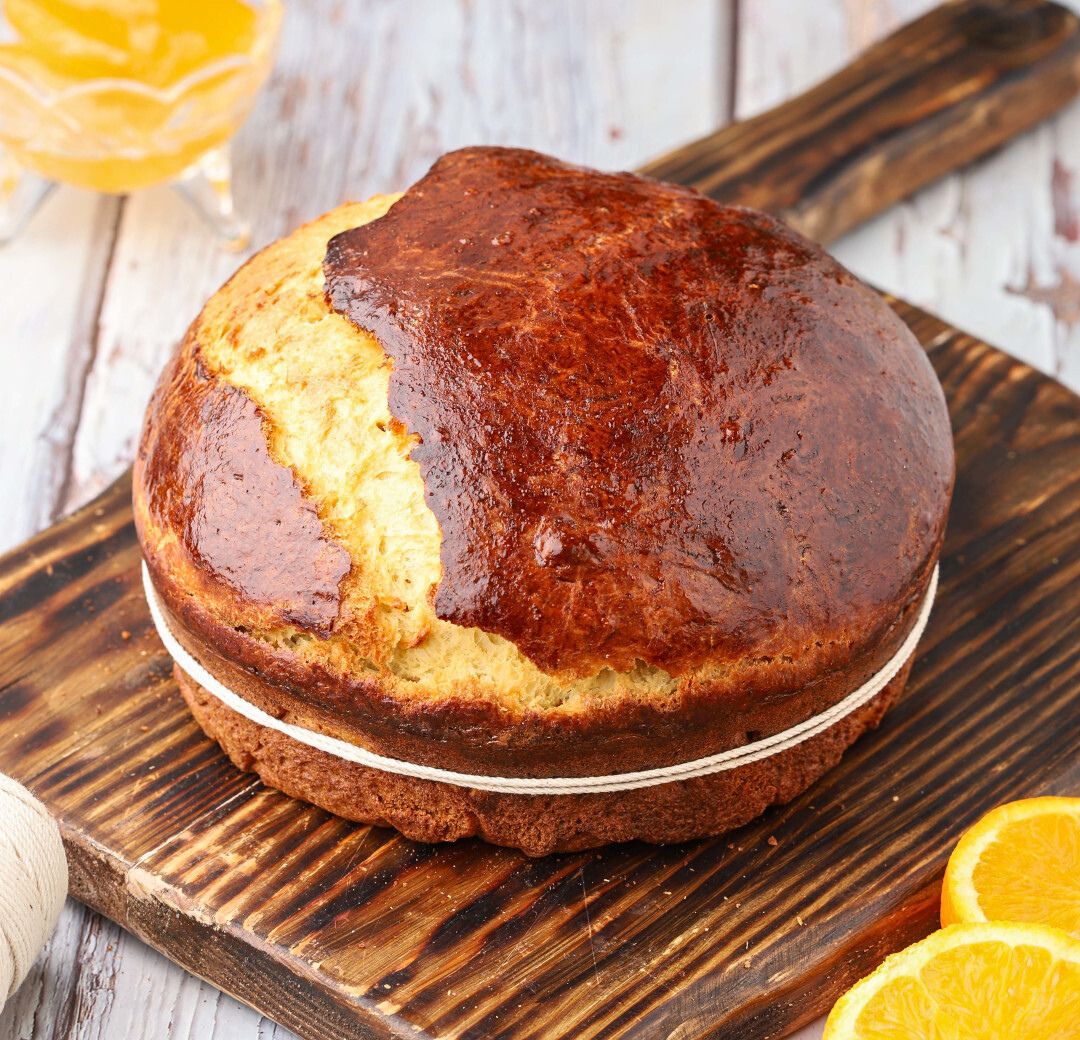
[177,656,914,856]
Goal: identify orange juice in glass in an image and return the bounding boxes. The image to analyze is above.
[0,0,282,246]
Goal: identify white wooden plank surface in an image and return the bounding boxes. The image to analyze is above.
[0,190,119,550]
[3,0,1079,1036]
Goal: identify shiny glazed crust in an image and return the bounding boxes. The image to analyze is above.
[134,147,953,851]
[177,657,914,856]
[325,147,954,678]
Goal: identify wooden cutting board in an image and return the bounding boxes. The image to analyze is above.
[2,3,1079,1039]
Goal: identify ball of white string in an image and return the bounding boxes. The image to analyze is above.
[0,772,67,1004]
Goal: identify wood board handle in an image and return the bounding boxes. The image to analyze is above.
[641,0,1080,244]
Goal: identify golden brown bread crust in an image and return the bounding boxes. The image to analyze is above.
[139,344,351,636]
[177,657,914,856]
[133,149,954,853]
[133,187,948,730]
[324,147,953,678]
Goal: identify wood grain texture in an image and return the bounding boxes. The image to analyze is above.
[0,191,120,551]
[0,301,1077,1040]
[644,0,1080,245]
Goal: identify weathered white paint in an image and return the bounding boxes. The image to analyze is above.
[0,190,119,554]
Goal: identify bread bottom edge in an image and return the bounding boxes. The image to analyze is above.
[177,659,913,856]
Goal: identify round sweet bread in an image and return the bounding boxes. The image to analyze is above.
[134,146,953,855]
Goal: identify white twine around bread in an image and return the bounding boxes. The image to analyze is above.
[0,772,68,1003]
[142,561,938,796]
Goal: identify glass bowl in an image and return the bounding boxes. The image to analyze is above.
[0,0,283,247]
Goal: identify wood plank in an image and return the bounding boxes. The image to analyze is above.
[0,302,1077,1040]
[0,189,120,553]
[734,0,938,119]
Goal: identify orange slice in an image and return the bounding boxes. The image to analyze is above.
[824,922,1080,1039]
[941,796,1080,938]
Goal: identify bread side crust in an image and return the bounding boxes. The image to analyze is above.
[177,657,914,856]
[149,560,934,778]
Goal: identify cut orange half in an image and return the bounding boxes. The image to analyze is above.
[824,922,1080,1039]
[941,796,1080,938]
